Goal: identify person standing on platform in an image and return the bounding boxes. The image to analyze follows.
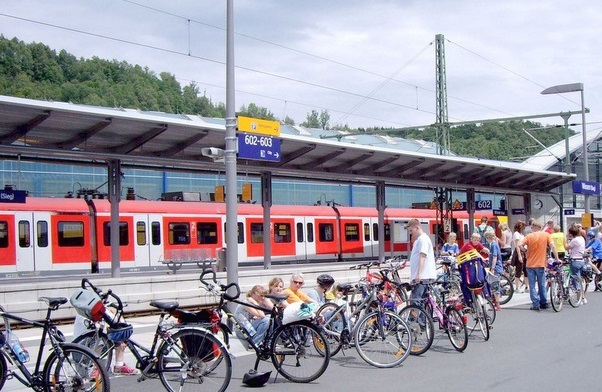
[550,225,566,259]
[518,220,559,311]
[485,231,503,310]
[406,219,437,306]
[499,223,513,261]
[545,220,555,234]
[441,232,460,256]
[511,220,528,293]
[474,216,495,245]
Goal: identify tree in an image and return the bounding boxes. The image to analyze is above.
[237,102,276,120]
[301,110,320,128]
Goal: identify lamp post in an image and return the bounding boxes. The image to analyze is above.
[541,83,589,214]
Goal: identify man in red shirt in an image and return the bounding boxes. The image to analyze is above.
[544,220,555,234]
[460,233,491,257]
[519,220,559,311]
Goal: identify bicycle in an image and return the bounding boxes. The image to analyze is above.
[548,258,583,311]
[316,278,413,367]
[399,281,468,353]
[463,286,493,341]
[72,279,232,392]
[0,297,110,391]
[199,269,330,383]
[350,260,409,313]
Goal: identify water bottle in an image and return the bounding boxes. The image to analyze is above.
[8,332,29,362]
[240,317,256,336]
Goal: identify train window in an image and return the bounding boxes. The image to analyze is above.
[103,222,129,246]
[58,221,85,247]
[319,223,334,242]
[384,223,391,241]
[223,222,245,244]
[345,223,360,242]
[251,223,263,243]
[373,223,379,241]
[37,221,49,247]
[296,223,304,243]
[274,223,291,243]
[136,221,146,246]
[364,223,370,241]
[0,221,8,248]
[168,222,190,245]
[197,222,218,244]
[307,223,314,243]
[18,221,30,248]
[151,221,161,245]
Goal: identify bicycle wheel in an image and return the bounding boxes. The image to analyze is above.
[484,298,496,326]
[43,343,110,392]
[271,320,330,383]
[498,273,514,305]
[474,294,490,340]
[157,328,231,392]
[568,277,582,308]
[316,302,345,356]
[398,305,434,355]
[0,353,6,390]
[353,310,411,368]
[595,273,602,291]
[549,276,563,312]
[445,308,468,352]
[72,330,114,372]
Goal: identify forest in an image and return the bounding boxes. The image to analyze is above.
[0,35,569,161]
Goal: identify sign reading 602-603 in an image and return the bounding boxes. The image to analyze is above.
[244,133,273,147]
[237,133,281,162]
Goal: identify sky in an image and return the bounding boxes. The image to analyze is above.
[1,0,601,134]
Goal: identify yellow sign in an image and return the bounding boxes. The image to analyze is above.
[214,185,224,202]
[582,213,593,228]
[242,183,252,202]
[238,116,280,137]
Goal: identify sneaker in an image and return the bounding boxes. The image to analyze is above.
[582,298,588,305]
[494,305,502,311]
[529,306,540,311]
[113,364,139,375]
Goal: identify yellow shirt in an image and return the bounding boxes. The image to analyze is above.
[282,288,312,304]
[550,232,566,253]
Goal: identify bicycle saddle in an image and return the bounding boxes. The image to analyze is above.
[39,296,68,308]
[149,300,179,312]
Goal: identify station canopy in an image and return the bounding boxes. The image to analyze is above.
[0,95,574,194]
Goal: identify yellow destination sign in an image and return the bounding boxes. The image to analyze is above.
[238,116,280,137]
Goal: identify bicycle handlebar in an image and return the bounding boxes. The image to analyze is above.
[80,278,124,312]
[199,268,241,301]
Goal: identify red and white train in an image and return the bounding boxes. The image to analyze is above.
[0,197,497,277]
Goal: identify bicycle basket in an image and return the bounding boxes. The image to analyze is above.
[107,322,133,342]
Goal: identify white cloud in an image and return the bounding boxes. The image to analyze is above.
[1,0,600,130]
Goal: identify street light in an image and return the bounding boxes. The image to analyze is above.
[541,83,589,214]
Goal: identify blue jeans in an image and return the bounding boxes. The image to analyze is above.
[570,260,585,291]
[526,267,547,309]
[410,281,432,307]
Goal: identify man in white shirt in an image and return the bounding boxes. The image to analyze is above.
[407,219,437,305]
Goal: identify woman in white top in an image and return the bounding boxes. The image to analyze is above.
[566,225,586,303]
[511,220,528,292]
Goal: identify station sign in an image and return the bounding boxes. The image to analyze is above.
[565,209,575,216]
[492,209,507,216]
[511,208,525,215]
[0,189,26,203]
[572,180,600,195]
[475,200,492,210]
[237,133,281,162]
[237,116,280,137]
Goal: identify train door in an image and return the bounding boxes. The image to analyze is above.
[294,217,310,261]
[134,214,163,268]
[365,218,378,258]
[14,212,35,272]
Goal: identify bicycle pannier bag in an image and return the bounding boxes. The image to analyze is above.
[181,332,218,362]
[69,288,106,322]
[459,258,487,288]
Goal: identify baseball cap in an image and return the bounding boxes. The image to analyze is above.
[404,219,420,229]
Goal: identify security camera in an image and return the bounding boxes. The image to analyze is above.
[201,147,225,161]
